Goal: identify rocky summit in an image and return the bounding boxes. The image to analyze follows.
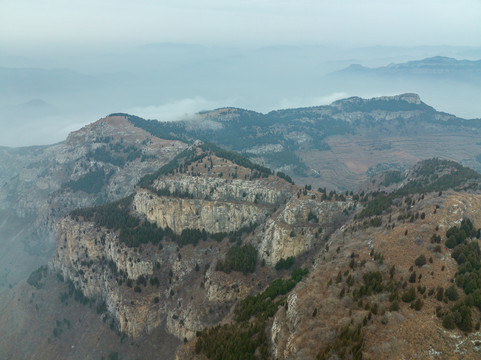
[0,115,186,288]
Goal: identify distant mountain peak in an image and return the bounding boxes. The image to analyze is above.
[338,56,481,75]
[374,93,421,104]
[344,63,368,71]
[198,107,261,117]
[66,114,159,146]
[331,93,423,109]
[411,55,455,62]
[16,98,52,109]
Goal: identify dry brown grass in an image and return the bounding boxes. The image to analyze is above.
[272,191,481,359]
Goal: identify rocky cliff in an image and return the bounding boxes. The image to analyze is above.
[133,188,270,235]
[49,145,351,344]
[182,160,481,360]
[6,149,481,359]
[258,196,352,265]
[0,115,186,288]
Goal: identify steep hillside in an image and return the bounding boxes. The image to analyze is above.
[184,159,481,360]
[0,142,354,359]
[125,94,481,190]
[262,190,481,359]
[4,111,481,359]
[363,158,481,194]
[0,274,182,360]
[0,115,187,289]
[5,156,481,359]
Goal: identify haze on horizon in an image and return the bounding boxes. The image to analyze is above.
[1,0,481,146]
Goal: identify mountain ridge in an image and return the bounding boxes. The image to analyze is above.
[0,115,187,289]
[337,56,481,78]
[123,93,481,190]
[4,157,481,359]
[2,92,481,291]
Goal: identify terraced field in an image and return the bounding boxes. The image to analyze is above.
[299,131,481,190]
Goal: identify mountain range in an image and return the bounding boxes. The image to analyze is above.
[337,56,481,79]
[2,53,481,146]
[122,93,481,190]
[2,94,481,359]
[2,142,481,359]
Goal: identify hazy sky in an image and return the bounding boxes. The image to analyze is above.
[1,0,481,147]
[1,0,480,48]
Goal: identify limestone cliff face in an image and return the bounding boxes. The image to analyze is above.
[133,189,271,235]
[258,197,352,265]
[49,154,353,345]
[51,217,158,337]
[153,176,290,205]
[270,290,305,359]
[48,155,296,340]
[50,216,257,340]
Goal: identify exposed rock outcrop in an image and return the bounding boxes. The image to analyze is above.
[134,189,271,235]
[153,175,290,205]
[258,198,352,265]
[49,154,351,342]
[0,115,187,288]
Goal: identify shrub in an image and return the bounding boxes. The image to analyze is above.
[452,304,473,332]
[150,277,160,287]
[402,287,416,303]
[27,265,48,289]
[445,236,456,249]
[389,265,395,279]
[358,193,392,218]
[307,210,319,223]
[215,244,257,274]
[442,313,456,330]
[389,300,400,311]
[357,271,384,297]
[409,271,417,283]
[275,257,294,271]
[415,254,426,267]
[234,268,308,322]
[445,285,459,301]
[412,298,424,311]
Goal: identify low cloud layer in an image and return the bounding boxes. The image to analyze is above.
[0,114,92,147]
[277,92,349,110]
[124,97,230,122]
